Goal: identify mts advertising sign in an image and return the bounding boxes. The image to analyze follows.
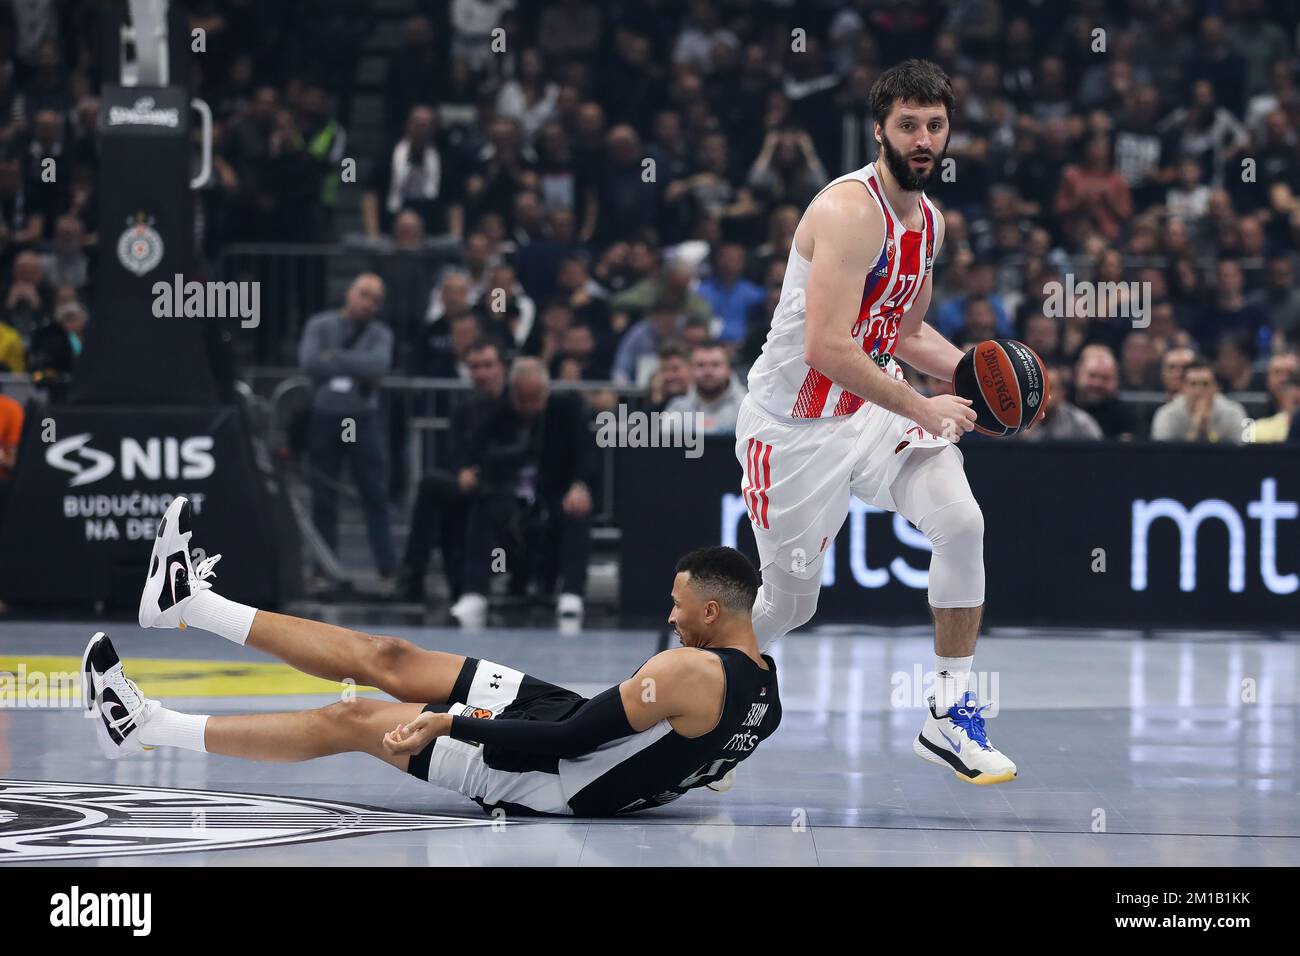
[618,439,1300,628]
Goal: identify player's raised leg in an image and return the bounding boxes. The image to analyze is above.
[138,496,467,704]
[886,445,1016,784]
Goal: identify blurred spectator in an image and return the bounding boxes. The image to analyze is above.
[697,243,764,345]
[1252,368,1300,443]
[1195,259,1268,350]
[935,260,1010,340]
[1156,80,1249,188]
[451,358,596,626]
[496,49,559,144]
[28,298,86,397]
[1073,344,1138,439]
[481,262,536,353]
[747,128,828,210]
[298,273,396,581]
[513,208,581,304]
[0,152,44,259]
[3,251,52,339]
[1159,345,1197,402]
[399,339,508,603]
[1151,356,1248,443]
[1018,365,1103,441]
[611,253,712,331]
[612,303,685,386]
[463,116,535,229]
[1213,329,1265,393]
[450,0,516,74]
[1263,351,1300,416]
[1165,158,1211,222]
[0,314,22,372]
[1054,135,1133,244]
[1114,85,1170,210]
[645,341,693,413]
[364,105,464,240]
[662,341,746,434]
[297,85,348,238]
[220,86,282,240]
[586,123,660,246]
[38,215,88,292]
[27,109,68,221]
[383,16,446,146]
[526,300,574,369]
[1119,330,1161,391]
[1250,256,1300,345]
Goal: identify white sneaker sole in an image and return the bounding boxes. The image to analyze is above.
[913,734,1017,785]
[138,497,192,629]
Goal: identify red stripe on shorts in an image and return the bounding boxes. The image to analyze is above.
[757,441,772,529]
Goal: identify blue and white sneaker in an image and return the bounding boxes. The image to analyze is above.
[138,496,221,629]
[914,691,1017,785]
[82,632,159,759]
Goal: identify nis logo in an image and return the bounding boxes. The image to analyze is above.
[45,434,215,487]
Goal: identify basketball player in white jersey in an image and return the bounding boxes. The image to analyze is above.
[738,59,1016,784]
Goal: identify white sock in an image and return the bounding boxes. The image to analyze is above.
[934,654,973,711]
[138,707,209,753]
[183,590,257,645]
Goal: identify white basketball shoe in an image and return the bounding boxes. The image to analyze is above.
[82,632,159,760]
[138,496,222,629]
[914,690,1018,785]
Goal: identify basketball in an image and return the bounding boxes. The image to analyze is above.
[953,339,1049,437]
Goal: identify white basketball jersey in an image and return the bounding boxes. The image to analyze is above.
[747,162,938,422]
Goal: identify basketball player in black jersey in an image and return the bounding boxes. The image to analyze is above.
[83,496,780,817]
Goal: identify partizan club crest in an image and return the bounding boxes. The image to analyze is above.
[0,779,491,862]
[116,213,164,276]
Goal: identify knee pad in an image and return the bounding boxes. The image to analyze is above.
[751,566,821,652]
[918,498,985,608]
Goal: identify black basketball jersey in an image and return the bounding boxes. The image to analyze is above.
[563,647,781,816]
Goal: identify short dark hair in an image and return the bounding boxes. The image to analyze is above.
[658,341,690,362]
[675,546,760,612]
[467,338,502,360]
[870,59,955,124]
[1184,356,1213,376]
[691,339,728,356]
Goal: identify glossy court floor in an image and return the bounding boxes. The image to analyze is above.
[1,619,1297,866]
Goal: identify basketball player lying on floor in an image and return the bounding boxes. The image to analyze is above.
[82,497,780,817]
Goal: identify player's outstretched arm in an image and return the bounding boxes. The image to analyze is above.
[382,649,723,759]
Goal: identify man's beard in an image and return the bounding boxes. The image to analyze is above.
[879,132,944,192]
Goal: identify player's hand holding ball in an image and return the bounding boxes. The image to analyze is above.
[918,392,977,442]
[951,339,1049,437]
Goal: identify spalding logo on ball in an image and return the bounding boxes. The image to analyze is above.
[953,339,1049,437]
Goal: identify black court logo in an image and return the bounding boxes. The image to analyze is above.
[0,779,492,862]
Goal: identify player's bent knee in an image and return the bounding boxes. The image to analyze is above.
[924,498,983,553]
[363,634,416,686]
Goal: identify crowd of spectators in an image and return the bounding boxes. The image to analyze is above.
[356,0,1300,452]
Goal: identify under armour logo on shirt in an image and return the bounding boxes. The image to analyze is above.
[489,674,503,689]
